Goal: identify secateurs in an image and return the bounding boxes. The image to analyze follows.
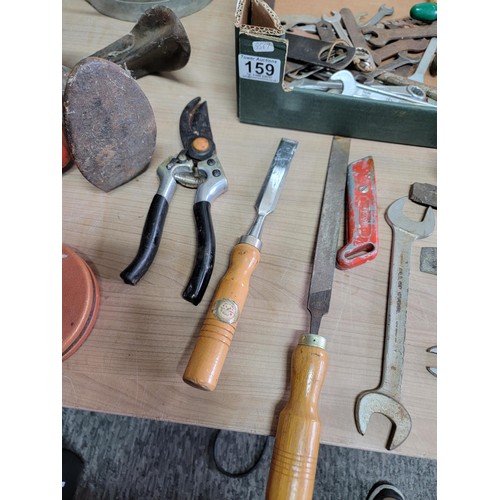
[120,97,228,306]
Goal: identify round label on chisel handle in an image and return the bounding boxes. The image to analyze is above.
[212,298,240,324]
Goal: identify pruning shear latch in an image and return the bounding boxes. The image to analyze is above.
[121,97,228,305]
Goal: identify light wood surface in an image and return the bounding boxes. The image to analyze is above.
[62,0,437,459]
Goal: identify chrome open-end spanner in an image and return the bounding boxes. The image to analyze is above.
[355,197,435,450]
[409,37,437,83]
[322,11,352,45]
[329,70,435,106]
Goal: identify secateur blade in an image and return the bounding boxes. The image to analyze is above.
[180,97,215,154]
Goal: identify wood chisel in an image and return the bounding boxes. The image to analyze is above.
[183,138,298,391]
[265,136,350,500]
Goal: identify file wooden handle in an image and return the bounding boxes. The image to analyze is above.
[266,340,328,500]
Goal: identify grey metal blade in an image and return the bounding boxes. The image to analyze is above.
[307,136,350,335]
[246,138,298,243]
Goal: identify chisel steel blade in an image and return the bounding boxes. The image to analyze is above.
[247,138,298,243]
[307,136,350,335]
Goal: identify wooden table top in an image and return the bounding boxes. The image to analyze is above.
[62,0,437,459]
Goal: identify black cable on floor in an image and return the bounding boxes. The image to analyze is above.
[209,429,269,478]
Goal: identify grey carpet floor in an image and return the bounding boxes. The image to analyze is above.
[62,407,436,500]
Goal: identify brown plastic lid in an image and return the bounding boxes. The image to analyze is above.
[62,244,100,361]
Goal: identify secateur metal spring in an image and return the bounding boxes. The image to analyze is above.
[169,154,205,188]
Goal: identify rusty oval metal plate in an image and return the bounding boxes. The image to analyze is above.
[63,57,157,192]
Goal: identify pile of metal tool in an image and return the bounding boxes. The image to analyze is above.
[63,4,437,498]
[282,5,437,106]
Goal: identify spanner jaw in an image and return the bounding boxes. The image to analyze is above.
[385,196,435,239]
[355,391,412,450]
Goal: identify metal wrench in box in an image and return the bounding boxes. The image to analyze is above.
[288,70,435,106]
[329,70,435,105]
[288,76,430,102]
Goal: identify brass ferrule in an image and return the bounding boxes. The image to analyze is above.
[299,334,327,350]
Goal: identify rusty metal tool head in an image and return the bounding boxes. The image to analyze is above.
[409,182,437,209]
[89,5,191,78]
[62,6,190,180]
[355,197,435,450]
[120,97,228,306]
[63,57,157,192]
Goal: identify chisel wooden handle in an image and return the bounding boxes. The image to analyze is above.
[266,336,328,500]
[183,242,260,391]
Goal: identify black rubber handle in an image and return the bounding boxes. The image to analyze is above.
[120,194,169,285]
[182,200,215,305]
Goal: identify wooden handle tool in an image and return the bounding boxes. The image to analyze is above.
[183,138,298,391]
[266,136,350,499]
[266,335,328,500]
